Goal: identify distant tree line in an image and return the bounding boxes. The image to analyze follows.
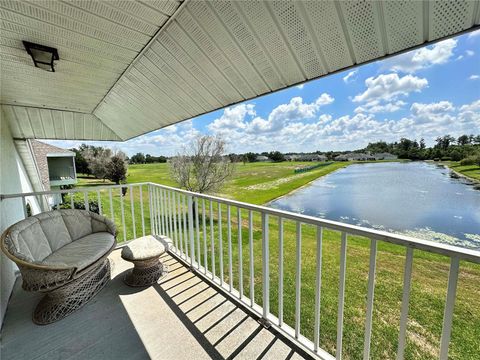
[129,152,167,164]
[71,144,128,185]
[362,134,480,164]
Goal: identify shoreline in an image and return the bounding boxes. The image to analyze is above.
[440,162,480,185]
[264,163,349,205]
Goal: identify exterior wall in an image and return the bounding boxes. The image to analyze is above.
[0,118,39,324]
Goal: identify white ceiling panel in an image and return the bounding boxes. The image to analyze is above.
[2,105,121,140]
[1,0,478,141]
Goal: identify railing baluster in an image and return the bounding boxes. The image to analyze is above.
[314,226,323,352]
[168,191,174,242]
[202,199,207,274]
[158,188,168,237]
[227,205,233,292]
[120,187,126,241]
[336,232,347,360]
[109,188,114,222]
[148,185,153,235]
[397,247,414,360]
[238,207,243,299]
[182,195,189,259]
[152,187,158,235]
[262,213,269,319]
[177,193,184,256]
[140,185,145,237]
[83,191,89,211]
[210,201,215,280]
[195,199,201,269]
[158,189,164,236]
[162,189,168,238]
[218,203,224,285]
[97,190,102,215]
[70,192,74,209]
[130,186,136,239]
[363,239,377,360]
[188,195,195,266]
[249,210,254,307]
[439,257,460,360]
[172,192,178,253]
[295,222,302,339]
[278,217,284,326]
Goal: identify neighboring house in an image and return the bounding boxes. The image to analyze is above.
[30,140,77,206]
[256,155,271,162]
[373,152,398,160]
[286,154,327,161]
[335,153,375,161]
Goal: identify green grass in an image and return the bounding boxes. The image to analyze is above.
[72,161,479,359]
[445,162,480,181]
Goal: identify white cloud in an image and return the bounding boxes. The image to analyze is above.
[296,84,305,89]
[469,74,479,80]
[343,70,358,83]
[466,50,475,56]
[355,100,406,114]
[353,73,428,103]
[468,30,480,38]
[247,94,334,133]
[207,104,255,132]
[384,39,457,73]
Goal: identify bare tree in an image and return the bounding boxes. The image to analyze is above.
[170,136,235,194]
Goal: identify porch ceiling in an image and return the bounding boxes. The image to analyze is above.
[1,1,479,141]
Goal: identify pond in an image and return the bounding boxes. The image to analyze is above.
[269,162,480,249]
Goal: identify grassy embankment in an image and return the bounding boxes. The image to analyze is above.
[444,161,480,181]
[72,161,479,359]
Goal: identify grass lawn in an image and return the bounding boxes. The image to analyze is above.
[445,162,480,181]
[71,161,479,359]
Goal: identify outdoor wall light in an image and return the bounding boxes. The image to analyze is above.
[23,41,59,72]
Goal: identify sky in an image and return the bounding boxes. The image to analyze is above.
[49,30,480,156]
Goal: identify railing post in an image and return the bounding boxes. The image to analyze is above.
[188,195,195,267]
[336,232,347,359]
[439,257,460,360]
[148,185,154,236]
[261,212,270,324]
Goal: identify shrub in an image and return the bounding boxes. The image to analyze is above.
[53,200,100,214]
[460,154,480,166]
[441,157,452,161]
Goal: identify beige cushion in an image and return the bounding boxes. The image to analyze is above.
[40,232,115,271]
[36,211,72,252]
[60,209,93,241]
[7,217,52,262]
[121,236,165,261]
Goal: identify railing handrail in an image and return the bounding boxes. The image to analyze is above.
[1,181,479,264]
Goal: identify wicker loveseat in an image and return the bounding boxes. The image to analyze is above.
[1,209,116,325]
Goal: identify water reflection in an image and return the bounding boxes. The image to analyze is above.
[269,162,480,249]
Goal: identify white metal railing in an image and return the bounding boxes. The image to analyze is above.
[1,182,479,360]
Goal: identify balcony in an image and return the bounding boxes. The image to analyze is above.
[1,183,479,360]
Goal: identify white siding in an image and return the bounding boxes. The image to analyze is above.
[0,116,40,323]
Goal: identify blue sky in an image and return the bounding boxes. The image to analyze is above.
[50,30,480,156]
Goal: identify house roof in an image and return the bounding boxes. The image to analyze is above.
[1,1,479,141]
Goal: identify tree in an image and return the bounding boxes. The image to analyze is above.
[268,151,285,162]
[71,147,90,175]
[169,136,235,194]
[81,146,112,180]
[130,152,146,164]
[243,152,257,163]
[106,151,128,185]
[457,134,470,146]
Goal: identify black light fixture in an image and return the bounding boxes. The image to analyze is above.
[23,41,59,72]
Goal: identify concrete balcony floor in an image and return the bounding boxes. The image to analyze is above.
[1,250,311,360]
